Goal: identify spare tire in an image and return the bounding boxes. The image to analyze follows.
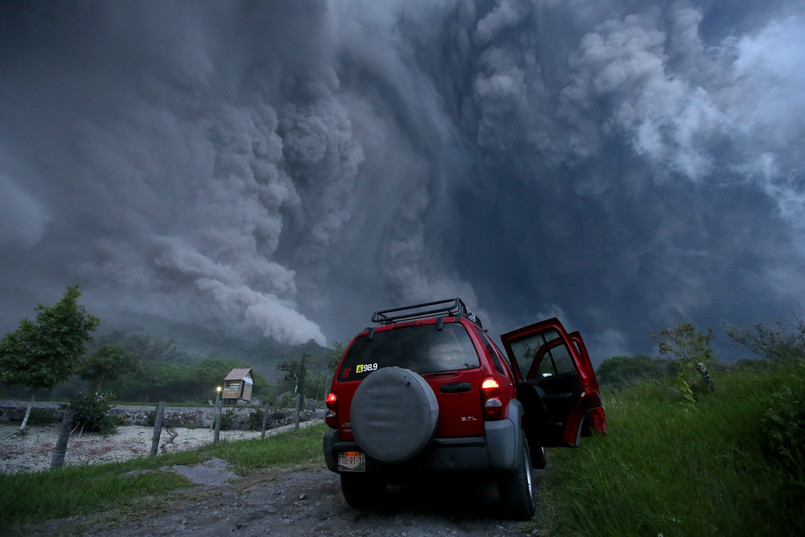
[350,366,439,464]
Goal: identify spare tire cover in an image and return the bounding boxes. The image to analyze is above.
[350,366,439,464]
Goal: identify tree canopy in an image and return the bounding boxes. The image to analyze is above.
[78,344,138,392]
[724,316,805,362]
[652,322,718,399]
[0,285,99,431]
[278,353,308,395]
[0,285,99,393]
[596,354,667,388]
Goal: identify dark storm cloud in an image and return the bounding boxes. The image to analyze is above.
[1,0,803,361]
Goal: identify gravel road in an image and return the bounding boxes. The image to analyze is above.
[23,465,541,537]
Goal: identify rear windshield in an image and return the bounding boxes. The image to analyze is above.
[337,323,480,381]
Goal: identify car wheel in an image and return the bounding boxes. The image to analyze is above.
[498,436,537,520]
[350,366,439,464]
[340,473,385,510]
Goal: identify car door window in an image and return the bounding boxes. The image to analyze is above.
[540,339,575,377]
[508,332,550,378]
[508,328,575,380]
[535,354,554,377]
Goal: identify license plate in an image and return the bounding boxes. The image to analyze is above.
[338,451,366,472]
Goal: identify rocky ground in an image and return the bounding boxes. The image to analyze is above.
[0,423,284,474]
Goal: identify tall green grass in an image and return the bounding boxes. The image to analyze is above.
[0,423,329,532]
[534,362,804,537]
[190,423,328,474]
[0,464,189,527]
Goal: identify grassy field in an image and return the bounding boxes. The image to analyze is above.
[0,423,329,532]
[533,361,804,537]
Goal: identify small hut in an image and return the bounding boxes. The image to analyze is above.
[222,368,254,404]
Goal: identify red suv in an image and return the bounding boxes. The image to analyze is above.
[323,298,606,519]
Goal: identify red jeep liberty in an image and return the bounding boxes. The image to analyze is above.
[323,298,606,519]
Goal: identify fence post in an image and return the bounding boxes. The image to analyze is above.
[150,401,166,457]
[260,403,270,439]
[213,399,222,442]
[294,394,301,430]
[50,409,74,470]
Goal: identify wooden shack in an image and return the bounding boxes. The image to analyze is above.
[221,368,254,404]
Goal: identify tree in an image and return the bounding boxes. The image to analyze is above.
[328,341,345,372]
[78,344,138,392]
[651,322,717,400]
[596,354,667,389]
[0,285,100,432]
[278,352,309,396]
[724,316,805,363]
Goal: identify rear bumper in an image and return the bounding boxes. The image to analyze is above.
[323,401,523,475]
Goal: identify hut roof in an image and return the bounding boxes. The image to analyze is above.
[224,368,253,381]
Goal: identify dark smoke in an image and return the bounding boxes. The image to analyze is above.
[1,1,803,361]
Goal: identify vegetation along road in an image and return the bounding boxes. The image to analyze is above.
[7,350,804,537]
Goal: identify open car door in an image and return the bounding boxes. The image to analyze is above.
[501,318,606,448]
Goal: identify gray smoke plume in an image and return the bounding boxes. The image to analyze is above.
[1,0,803,359]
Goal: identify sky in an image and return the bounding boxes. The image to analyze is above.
[1,0,803,364]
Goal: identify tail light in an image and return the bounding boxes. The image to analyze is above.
[325,392,337,428]
[480,377,504,420]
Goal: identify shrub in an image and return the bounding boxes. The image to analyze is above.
[724,316,805,362]
[219,408,236,430]
[247,409,266,431]
[60,392,120,435]
[760,364,805,481]
[652,322,718,399]
[274,393,305,409]
[596,354,667,389]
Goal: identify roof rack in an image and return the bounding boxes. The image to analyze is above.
[371,297,483,328]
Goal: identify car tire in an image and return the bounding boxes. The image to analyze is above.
[350,366,439,464]
[340,473,385,510]
[498,436,537,520]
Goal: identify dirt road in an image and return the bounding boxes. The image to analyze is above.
[23,465,541,536]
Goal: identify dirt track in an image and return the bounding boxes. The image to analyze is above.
[22,466,540,536]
